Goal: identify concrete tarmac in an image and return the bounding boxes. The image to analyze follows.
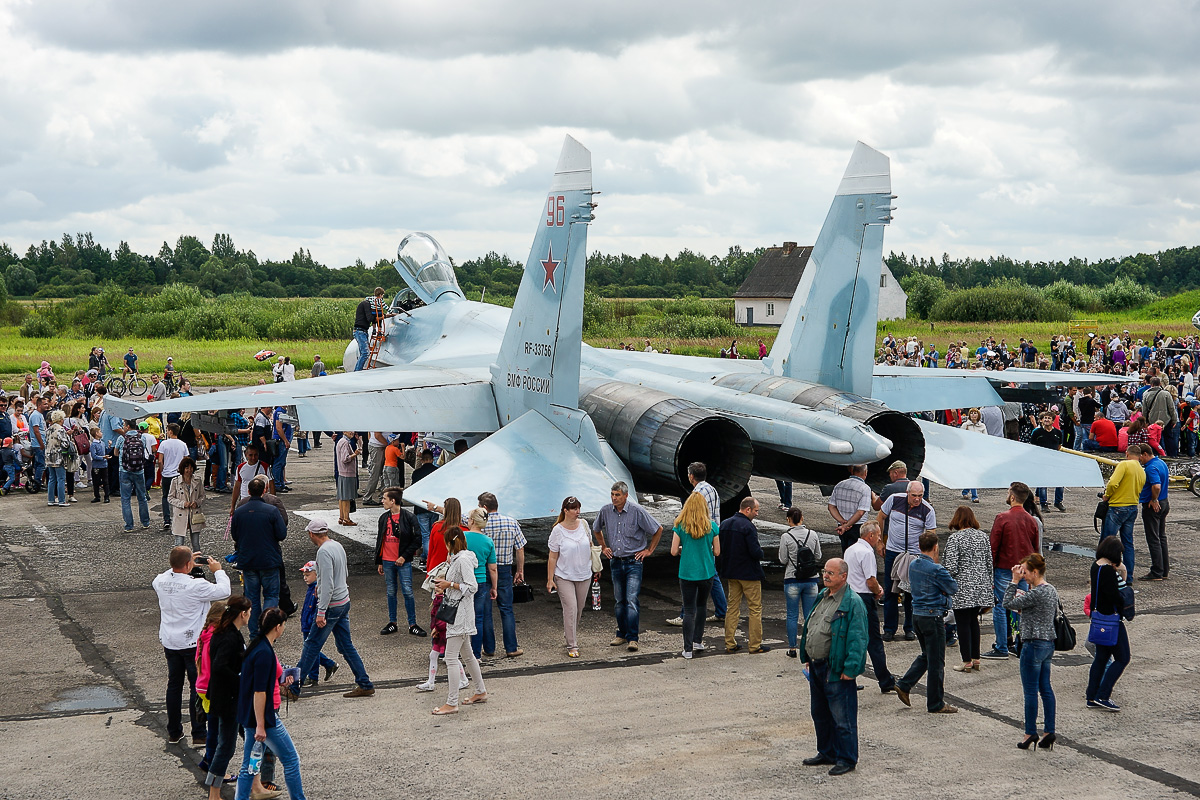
[2,447,1198,799]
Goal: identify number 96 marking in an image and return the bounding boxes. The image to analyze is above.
[546,195,565,227]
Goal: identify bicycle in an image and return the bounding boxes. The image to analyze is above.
[164,371,186,394]
[104,371,148,398]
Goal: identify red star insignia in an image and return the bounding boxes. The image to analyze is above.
[541,244,560,293]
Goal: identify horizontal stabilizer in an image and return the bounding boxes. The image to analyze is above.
[103,366,500,434]
[405,410,633,521]
[872,375,1004,413]
[915,419,1102,489]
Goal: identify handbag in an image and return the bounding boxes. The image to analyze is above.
[434,596,460,624]
[1118,579,1136,622]
[1053,600,1077,652]
[512,582,535,603]
[1093,498,1109,533]
[192,510,207,528]
[1086,570,1119,647]
[590,545,603,574]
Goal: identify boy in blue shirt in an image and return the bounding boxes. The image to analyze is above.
[298,560,338,686]
[89,427,110,503]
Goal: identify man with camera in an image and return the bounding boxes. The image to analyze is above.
[152,546,231,745]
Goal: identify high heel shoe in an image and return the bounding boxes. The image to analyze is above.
[1017,734,1039,751]
[1038,732,1056,750]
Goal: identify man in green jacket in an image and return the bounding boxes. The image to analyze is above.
[799,557,869,776]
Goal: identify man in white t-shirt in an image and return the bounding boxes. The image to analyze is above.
[843,522,895,693]
[229,443,273,514]
[157,423,189,530]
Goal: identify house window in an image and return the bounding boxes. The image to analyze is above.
[766,303,774,317]
[880,274,887,288]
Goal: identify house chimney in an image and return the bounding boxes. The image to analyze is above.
[782,241,797,255]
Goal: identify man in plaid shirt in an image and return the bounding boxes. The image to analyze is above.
[477,492,527,658]
[828,465,876,554]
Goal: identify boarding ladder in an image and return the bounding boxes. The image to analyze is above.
[364,303,387,370]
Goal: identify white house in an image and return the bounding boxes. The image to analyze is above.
[733,241,907,326]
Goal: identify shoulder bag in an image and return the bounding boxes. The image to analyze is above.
[1086,570,1120,647]
[434,595,460,623]
[591,544,604,574]
[1053,600,1077,652]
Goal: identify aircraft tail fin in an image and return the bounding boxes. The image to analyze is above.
[491,135,595,426]
[764,142,893,397]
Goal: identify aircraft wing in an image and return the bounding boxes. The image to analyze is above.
[915,419,1103,490]
[102,366,501,434]
[872,366,1123,412]
[405,410,634,521]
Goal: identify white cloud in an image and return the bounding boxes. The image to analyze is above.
[0,0,1197,271]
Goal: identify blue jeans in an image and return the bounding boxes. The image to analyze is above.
[610,557,644,642]
[416,513,433,559]
[680,578,711,652]
[776,480,793,506]
[382,561,416,626]
[302,652,337,683]
[353,329,371,371]
[1086,621,1130,702]
[809,660,859,767]
[235,720,306,800]
[296,602,373,690]
[783,579,819,648]
[961,488,978,501]
[242,569,280,640]
[1073,423,1088,450]
[46,465,66,504]
[991,569,1026,653]
[1101,505,1138,575]
[1035,487,1064,507]
[897,614,947,711]
[212,439,228,490]
[203,710,237,787]
[296,435,309,456]
[882,549,913,635]
[471,575,493,658]
[492,565,518,654]
[1018,639,1056,735]
[119,469,150,529]
[271,444,288,488]
[29,447,44,488]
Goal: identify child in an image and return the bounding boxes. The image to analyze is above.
[194,600,226,770]
[382,436,405,490]
[0,437,15,494]
[89,427,110,503]
[298,561,339,686]
[416,574,470,693]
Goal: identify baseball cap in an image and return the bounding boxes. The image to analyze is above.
[887,460,907,472]
[137,421,150,430]
[2,437,11,447]
[305,519,330,534]
[299,560,317,572]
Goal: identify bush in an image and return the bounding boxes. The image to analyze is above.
[642,314,739,339]
[267,301,355,340]
[901,273,947,320]
[1098,276,1158,310]
[20,314,56,338]
[582,289,610,334]
[930,283,1071,322]
[1041,280,1102,312]
[149,283,205,313]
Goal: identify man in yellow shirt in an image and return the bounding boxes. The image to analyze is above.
[1101,446,1146,572]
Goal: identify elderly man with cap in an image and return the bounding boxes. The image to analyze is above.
[293,519,375,698]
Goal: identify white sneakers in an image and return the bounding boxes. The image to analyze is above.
[681,651,693,659]
[415,682,434,692]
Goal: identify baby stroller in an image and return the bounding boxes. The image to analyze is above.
[12,433,38,493]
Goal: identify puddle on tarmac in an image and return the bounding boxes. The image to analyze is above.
[44,686,127,712]
[1046,542,1095,558]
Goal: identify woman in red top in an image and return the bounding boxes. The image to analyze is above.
[425,496,460,575]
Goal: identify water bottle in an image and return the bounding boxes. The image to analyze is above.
[248,740,264,775]
[591,574,601,611]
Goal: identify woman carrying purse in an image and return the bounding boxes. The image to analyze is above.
[431,526,487,715]
[167,456,206,551]
[1086,536,1130,712]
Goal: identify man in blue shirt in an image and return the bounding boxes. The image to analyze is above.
[1137,443,1170,581]
[895,531,959,714]
[593,482,663,653]
[26,396,46,492]
[123,348,138,375]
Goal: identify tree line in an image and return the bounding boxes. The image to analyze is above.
[0,231,1196,302]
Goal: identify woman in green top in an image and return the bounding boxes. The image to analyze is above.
[670,493,721,659]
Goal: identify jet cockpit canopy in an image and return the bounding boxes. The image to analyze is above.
[394,232,464,306]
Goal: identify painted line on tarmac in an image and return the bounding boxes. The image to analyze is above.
[883,672,1200,797]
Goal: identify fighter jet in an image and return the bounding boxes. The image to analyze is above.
[107,136,1107,520]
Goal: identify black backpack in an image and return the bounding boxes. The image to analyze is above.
[121,430,147,472]
[787,529,820,580]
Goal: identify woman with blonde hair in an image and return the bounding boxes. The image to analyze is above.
[670,492,720,659]
[546,496,594,658]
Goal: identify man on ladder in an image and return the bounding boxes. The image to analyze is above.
[353,288,396,371]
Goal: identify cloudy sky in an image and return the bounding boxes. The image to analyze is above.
[1,1,1197,271]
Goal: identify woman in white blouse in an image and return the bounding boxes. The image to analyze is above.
[545,496,595,659]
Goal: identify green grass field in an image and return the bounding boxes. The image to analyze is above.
[0,329,348,387]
